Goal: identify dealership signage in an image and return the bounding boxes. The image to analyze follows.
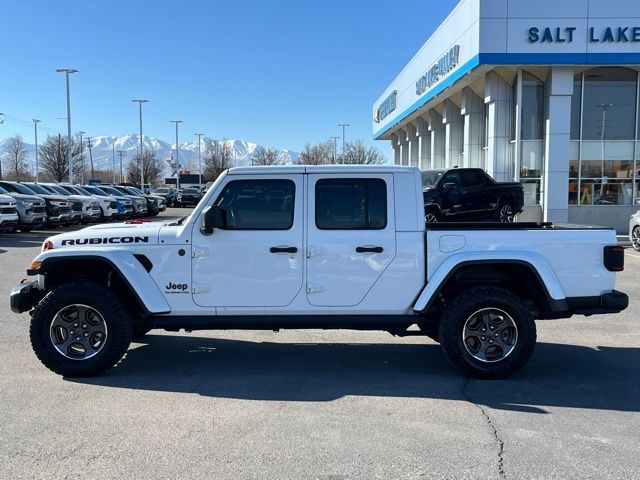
[374,90,397,123]
[415,45,460,96]
[528,26,640,43]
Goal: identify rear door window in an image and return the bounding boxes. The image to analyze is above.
[315,178,387,230]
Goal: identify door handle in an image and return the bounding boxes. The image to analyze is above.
[356,246,383,253]
[270,246,298,254]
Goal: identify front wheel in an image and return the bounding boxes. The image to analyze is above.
[30,282,133,377]
[439,286,536,379]
[632,226,640,252]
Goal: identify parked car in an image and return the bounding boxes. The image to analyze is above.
[152,187,178,207]
[81,185,134,220]
[62,185,120,222]
[0,185,47,232]
[115,185,165,216]
[422,168,524,223]
[0,181,70,228]
[177,187,203,207]
[0,192,19,232]
[23,183,100,225]
[629,210,640,252]
[95,185,147,217]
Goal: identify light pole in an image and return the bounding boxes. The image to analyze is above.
[117,150,125,183]
[338,123,350,155]
[331,136,340,163]
[86,137,94,181]
[596,103,615,189]
[33,119,41,182]
[56,68,78,183]
[195,133,204,190]
[78,131,86,184]
[171,120,183,188]
[111,136,117,183]
[132,99,148,190]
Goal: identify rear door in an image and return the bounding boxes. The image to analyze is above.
[306,173,396,307]
[191,174,304,307]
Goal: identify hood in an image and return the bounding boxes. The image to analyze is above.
[63,194,98,203]
[45,221,169,249]
[38,194,71,203]
[0,193,16,203]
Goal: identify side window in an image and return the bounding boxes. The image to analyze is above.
[442,172,461,186]
[315,178,387,230]
[214,179,295,230]
[459,170,486,187]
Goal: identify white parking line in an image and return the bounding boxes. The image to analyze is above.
[624,251,640,261]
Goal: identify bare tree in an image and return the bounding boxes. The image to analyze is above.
[203,139,234,181]
[39,133,85,182]
[336,140,386,165]
[251,146,280,166]
[126,149,163,186]
[2,135,30,181]
[298,141,333,165]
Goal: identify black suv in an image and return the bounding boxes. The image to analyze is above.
[422,168,524,223]
[153,187,178,207]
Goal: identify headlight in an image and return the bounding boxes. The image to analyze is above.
[22,201,34,208]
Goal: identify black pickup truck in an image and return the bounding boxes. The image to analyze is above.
[422,168,524,223]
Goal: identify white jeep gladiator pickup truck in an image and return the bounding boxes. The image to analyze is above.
[10,166,628,378]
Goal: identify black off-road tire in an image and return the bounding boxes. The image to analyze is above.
[30,282,133,377]
[439,286,536,379]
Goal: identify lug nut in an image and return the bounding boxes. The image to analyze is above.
[494,333,499,337]
[69,330,74,335]
[481,336,486,340]
[73,323,79,327]
[75,337,81,341]
[84,333,89,337]
[82,324,87,328]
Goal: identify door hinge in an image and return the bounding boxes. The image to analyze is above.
[192,282,209,294]
[192,246,209,259]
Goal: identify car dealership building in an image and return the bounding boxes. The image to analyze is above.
[373,0,640,231]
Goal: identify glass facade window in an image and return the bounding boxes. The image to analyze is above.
[517,71,544,206]
[570,67,639,206]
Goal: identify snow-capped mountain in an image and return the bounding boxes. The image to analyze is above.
[0,135,300,175]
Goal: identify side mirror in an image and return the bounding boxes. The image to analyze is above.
[442,182,457,191]
[201,205,226,234]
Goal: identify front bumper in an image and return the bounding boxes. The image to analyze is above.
[10,280,44,313]
[20,212,48,226]
[70,211,83,223]
[48,213,72,225]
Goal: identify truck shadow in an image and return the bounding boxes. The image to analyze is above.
[70,334,640,413]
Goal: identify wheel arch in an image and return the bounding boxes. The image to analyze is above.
[414,257,568,319]
[34,250,170,316]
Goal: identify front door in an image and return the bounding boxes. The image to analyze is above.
[191,174,304,307]
[306,173,396,307]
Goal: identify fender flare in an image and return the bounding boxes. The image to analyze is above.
[33,248,171,315]
[413,251,567,313]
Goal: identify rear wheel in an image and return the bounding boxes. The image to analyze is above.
[496,201,515,223]
[30,282,133,377]
[632,226,640,252]
[439,286,536,378]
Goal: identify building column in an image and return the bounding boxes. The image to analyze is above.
[391,134,400,165]
[397,128,408,165]
[442,99,463,168]
[484,71,512,181]
[461,87,484,168]
[427,110,445,169]
[543,67,573,223]
[416,116,430,170]
[405,123,419,167]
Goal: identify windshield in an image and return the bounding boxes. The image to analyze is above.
[63,186,83,195]
[421,170,446,189]
[183,188,198,194]
[128,187,144,195]
[73,186,92,195]
[47,184,70,195]
[154,188,169,193]
[0,186,8,194]
[4,182,37,195]
[111,186,130,195]
[99,186,124,196]
[82,186,108,197]
[23,183,50,195]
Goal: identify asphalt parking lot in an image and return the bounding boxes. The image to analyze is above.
[0,210,638,479]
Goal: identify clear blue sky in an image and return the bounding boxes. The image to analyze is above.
[0,0,457,157]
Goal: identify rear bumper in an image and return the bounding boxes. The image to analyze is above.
[567,290,629,316]
[10,280,44,313]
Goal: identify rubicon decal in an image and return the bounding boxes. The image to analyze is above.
[61,236,149,246]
